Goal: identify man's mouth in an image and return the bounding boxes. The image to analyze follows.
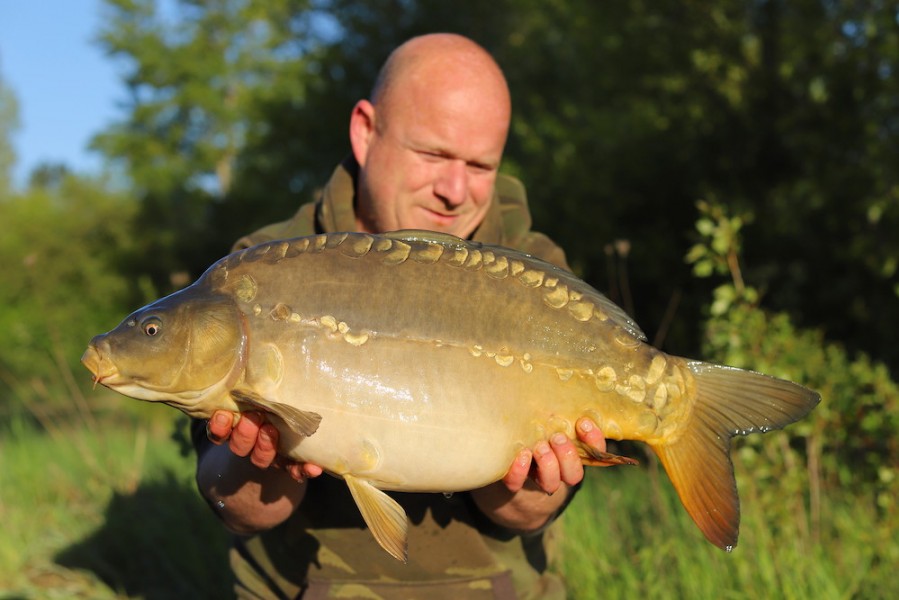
[420,207,459,227]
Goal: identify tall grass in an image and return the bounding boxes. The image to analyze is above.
[0,399,230,599]
[554,458,897,599]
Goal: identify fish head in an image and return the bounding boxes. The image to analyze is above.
[82,286,246,417]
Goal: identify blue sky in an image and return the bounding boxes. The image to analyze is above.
[0,1,122,188]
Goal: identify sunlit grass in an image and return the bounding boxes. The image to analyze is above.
[554,459,897,599]
[0,398,230,599]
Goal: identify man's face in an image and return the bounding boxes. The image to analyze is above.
[352,81,509,239]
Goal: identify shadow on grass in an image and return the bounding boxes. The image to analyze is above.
[55,472,233,599]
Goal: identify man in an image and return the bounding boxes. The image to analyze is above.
[194,33,607,599]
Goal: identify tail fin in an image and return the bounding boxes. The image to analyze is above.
[651,362,820,551]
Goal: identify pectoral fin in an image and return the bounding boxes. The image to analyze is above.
[577,444,639,467]
[344,474,409,562]
[231,388,322,437]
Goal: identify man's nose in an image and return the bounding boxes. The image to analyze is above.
[433,160,467,207]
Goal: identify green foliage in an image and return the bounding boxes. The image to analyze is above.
[686,199,760,316]
[707,304,899,512]
[0,413,231,598]
[94,0,333,288]
[0,65,19,195]
[555,468,898,599]
[687,200,898,531]
[0,173,143,410]
[686,200,748,280]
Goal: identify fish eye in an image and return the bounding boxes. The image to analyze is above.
[141,316,163,337]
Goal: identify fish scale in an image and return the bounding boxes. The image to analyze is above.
[82,230,820,561]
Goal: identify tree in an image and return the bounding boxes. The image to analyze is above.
[94,0,325,289]
[0,172,140,409]
[0,64,19,196]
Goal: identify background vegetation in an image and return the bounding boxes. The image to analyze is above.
[1,0,897,597]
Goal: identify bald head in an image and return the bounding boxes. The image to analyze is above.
[371,34,511,121]
[349,33,512,239]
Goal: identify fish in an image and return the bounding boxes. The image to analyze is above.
[82,230,820,561]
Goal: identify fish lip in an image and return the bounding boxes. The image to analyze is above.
[89,368,128,391]
[81,345,102,375]
[81,343,120,387]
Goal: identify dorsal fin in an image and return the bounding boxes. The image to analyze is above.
[382,229,474,246]
[382,230,645,341]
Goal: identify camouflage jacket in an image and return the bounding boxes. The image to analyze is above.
[198,157,574,600]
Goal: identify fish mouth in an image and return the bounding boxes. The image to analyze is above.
[81,343,120,388]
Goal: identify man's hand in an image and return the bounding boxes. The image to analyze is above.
[470,417,606,531]
[206,410,323,483]
[502,417,607,494]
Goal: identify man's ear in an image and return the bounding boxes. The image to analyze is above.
[349,100,377,167]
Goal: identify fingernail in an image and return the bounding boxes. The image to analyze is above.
[205,422,223,444]
[578,419,593,433]
[518,449,532,467]
[551,433,567,446]
[535,441,551,457]
[213,412,231,428]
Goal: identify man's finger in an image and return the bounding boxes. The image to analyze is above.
[302,463,324,478]
[551,432,584,486]
[206,410,235,445]
[250,422,280,469]
[532,440,561,494]
[229,412,264,457]
[502,448,532,493]
[576,418,606,452]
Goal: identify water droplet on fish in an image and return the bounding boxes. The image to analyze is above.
[216,500,225,509]
[443,492,454,499]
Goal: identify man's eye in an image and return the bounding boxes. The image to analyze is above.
[467,163,494,174]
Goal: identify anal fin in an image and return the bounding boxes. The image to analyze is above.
[345,474,409,562]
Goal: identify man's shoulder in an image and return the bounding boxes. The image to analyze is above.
[231,202,318,252]
[493,173,569,270]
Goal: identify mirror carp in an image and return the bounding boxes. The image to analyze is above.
[82,230,820,561]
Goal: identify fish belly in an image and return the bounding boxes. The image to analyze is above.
[247,329,611,492]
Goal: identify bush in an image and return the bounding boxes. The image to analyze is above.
[687,199,898,519]
[0,174,147,412]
